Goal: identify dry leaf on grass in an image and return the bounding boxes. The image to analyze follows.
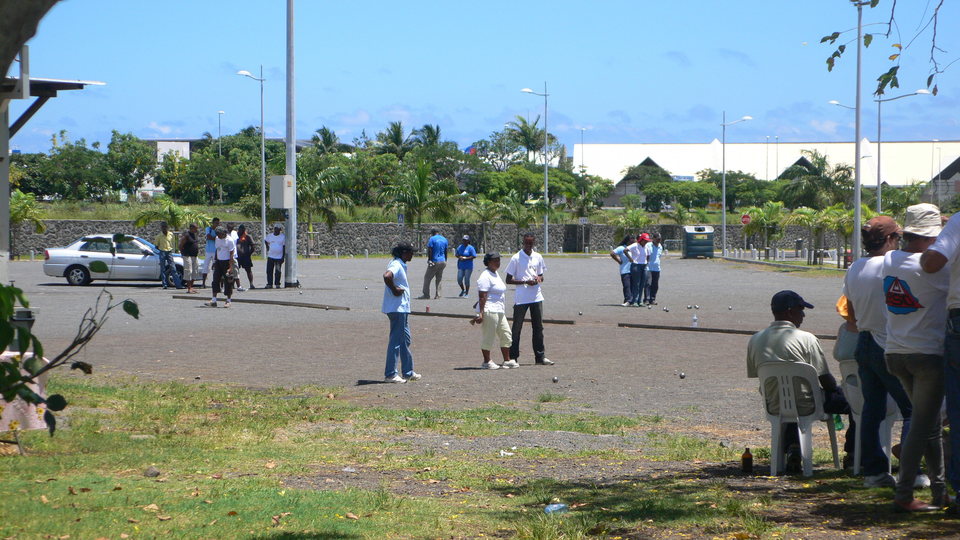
[142,504,160,512]
[203,500,213,504]
[120,534,129,539]
[345,512,359,520]
[271,512,292,525]
[207,519,218,526]
[157,515,172,521]
[68,486,77,495]
[113,486,122,491]
[264,461,277,469]
[40,495,49,504]
[227,511,238,516]
[127,519,139,524]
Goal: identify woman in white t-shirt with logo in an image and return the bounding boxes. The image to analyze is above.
[472,252,513,370]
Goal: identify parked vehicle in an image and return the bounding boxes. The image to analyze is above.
[43,234,191,286]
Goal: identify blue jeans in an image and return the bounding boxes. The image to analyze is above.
[856,331,912,475]
[644,270,660,303]
[457,268,473,292]
[385,312,414,378]
[629,263,646,304]
[158,250,182,288]
[944,311,960,494]
[620,273,632,303]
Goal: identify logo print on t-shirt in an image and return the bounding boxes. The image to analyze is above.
[884,276,924,314]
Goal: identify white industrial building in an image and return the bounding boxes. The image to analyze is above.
[574,139,960,207]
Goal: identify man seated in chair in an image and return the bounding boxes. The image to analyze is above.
[747,290,855,473]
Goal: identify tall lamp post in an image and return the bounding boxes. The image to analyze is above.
[522,83,549,253]
[579,127,586,174]
[217,110,225,156]
[721,111,752,257]
[237,67,267,256]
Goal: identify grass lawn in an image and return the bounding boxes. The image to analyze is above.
[1,375,952,539]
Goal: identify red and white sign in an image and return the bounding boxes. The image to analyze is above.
[740,214,752,225]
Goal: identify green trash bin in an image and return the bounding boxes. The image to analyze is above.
[682,225,715,259]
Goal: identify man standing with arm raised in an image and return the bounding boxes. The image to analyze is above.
[504,233,552,367]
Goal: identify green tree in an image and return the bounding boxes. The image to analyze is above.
[499,190,539,248]
[781,206,821,264]
[663,205,691,225]
[106,131,156,195]
[622,163,673,191]
[9,189,46,259]
[470,130,522,172]
[612,209,653,239]
[673,181,720,209]
[505,115,544,163]
[411,124,442,147]
[380,160,457,246]
[376,121,415,161]
[882,182,927,222]
[132,195,209,230]
[742,201,788,249]
[778,150,853,210]
[39,131,114,200]
[465,196,503,252]
[311,126,352,155]
[641,182,677,212]
[297,166,355,231]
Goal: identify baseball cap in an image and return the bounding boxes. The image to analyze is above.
[462,235,471,241]
[771,290,814,312]
[903,203,942,237]
[862,216,901,245]
[639,233,651,241]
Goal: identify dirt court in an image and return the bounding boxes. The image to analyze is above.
[17,253,849,448]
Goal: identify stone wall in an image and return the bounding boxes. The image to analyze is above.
[13,220,847,258]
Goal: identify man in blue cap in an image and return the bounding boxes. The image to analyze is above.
[747,290,854,473]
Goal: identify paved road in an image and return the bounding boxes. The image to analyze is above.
[14,253,847,443]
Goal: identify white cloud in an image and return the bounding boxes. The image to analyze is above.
[147,121,174,135]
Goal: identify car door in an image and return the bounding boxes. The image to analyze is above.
[76,238,115,279]
[113,239,158,280]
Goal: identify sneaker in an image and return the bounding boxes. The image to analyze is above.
[536,358,555,366]
[204,301,218,307]
[249,285,256,289]
[384,375,406,383]
[621,302,630,307]
[236,286,246,292]
[405,372,422,381]
[864,473,896,488]
[482,362,501,370]
[502,360,520,369]
[650,300,658,305]
[416,295,430,300]
[224,301,231,308]
[265,284,273,289]
[914,474,931,489]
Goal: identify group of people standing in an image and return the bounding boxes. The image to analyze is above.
[381,232,553,383]
[748,203,960,514]
[152,218,287,308]
[611,232,665,306]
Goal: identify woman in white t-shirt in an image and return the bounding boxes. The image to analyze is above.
[472,252,512,370]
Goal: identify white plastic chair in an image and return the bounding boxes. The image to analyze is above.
[838,358,900,475]
[757,362,841,477]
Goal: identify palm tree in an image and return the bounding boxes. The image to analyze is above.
[664,206,691,226]
[311,126,350,155]
[376,121,415,161]
[742,201,787,251]
[612,209,652,240]
[298,166,355,232]
[499,190,538,249]
[779,150,853,210]
[505,115,543,163]
[781,207,820,264]
[133,195,209,230]
[465,196,503,252]
[411,124,442,147]
[379,160,457,247]
[882,182,927,223]
[817,203,876,268]
[564,183,607,252]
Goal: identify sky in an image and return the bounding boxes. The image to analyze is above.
[8,0,960,171]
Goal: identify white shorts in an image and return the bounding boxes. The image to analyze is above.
[203,252,216,275]
[182,256,200,281]
[481,311,512,350]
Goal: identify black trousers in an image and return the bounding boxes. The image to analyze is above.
[644,270,660,302]
[266,257,283,286]
[510,301,545,362]
[212,259,233,298]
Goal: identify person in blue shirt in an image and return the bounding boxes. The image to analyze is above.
[610,235,634,306]
[382,241,421,383]
[419,229,449,299]
[455,235,477,297]
[643,233,666,305]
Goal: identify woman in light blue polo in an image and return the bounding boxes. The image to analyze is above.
[382,242,421,383]
[610,235,634,306]
[643,233,666,305]
[455,235,477,297]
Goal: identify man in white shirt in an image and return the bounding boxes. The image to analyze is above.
[922,208,960,514]
[205,226,236,308]
[883,203,949,512]
[504,233,552,367]
[264,225,285,289]
[843,216,914,488]
[627,233,650,306]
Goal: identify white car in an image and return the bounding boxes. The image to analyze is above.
[43,234,193,286]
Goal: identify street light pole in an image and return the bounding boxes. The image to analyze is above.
[721,111,752,257]
[285,0,298,287]
[236,67,267,260]
[522,84,549,253]
[217,110,224,157]
[580,127,586,174]
[852,0,867,263]
[875,89,930,212]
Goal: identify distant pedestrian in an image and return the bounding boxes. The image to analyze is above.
[473,252,512,369]
[627,233,650,305]
[419,229,448,299]
[382,241,421,383]
[205,226,236,308]
[455,235,477,297]
[264,224,285,289]
[610,235,634,306]
[505,233,552,366]
[235,224,255,290]
[153,222,183,290]
[643,233,665,305]
[178,223,200,294]
[200,217,220,288]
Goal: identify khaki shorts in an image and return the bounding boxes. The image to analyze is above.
[182,256,200,281]
[481,311,512,351]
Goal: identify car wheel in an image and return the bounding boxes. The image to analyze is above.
[65,265,91,286]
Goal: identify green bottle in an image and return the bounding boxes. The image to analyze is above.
[833,414,844,431]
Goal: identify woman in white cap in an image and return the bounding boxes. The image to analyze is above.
[473,252,512,369]
[455,235,477,297]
